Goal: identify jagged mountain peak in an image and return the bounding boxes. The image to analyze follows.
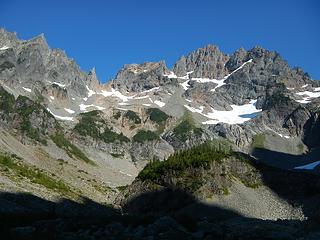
[0,28,19,48]
[112,61,170,92]
[173,43,229,79]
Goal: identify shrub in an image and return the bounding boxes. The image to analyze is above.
[133,130,159,143]
[0,61,15,71]
[124,110,141,124]
[0,86,15,114]
[15,96,49,144]
[146,108,169,124]
[74,110,129,143]
[113,111,121,120]
[138,142,234,181]
[173,117,203,142]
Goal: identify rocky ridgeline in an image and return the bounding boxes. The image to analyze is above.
[1,28,320,162]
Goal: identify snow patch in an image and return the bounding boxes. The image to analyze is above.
[201,99,261,125]
[314,87,320,92]
[295,90,320,103]
[100,88,134,102]
[64,108,75,114]
[191,59,253,92]
[0,46,9,50]
[47,108,73,121]
[185,99,193,103]
[79,104,105,111]
[83,97,88,101]
[154,100,165,108]
[141,87,160,93]
[278,133,290,139]
[294,161,320,170]
[116,107,128,111]
[22,87,31,93]
[180,80,190,90]
[301,84,308,88]
[184,105,204,114]
[95,105,105,110]
[86,85,96,97]
[119,171,133,177]
[50,96,54,100]
[163,71,178,78]
[52,82,66,88]
[143,103,151,107]
[119,102,129,106]
[133,95,149,100]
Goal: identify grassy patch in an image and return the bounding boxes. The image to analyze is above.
[133,130,159,143]
[251,134,265,149]
[124,110,141,124]
[50,133,95,165]
[297,143,304,153]
[0,154,70,194]
[116,185,128,192]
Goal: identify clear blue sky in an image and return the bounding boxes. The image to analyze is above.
[1,0,319,82]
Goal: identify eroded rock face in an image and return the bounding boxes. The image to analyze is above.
[173,45,229,79]
[0,29,92,100]
[112,61,171,92]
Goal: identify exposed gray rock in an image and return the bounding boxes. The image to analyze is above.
[112,61,171,92]
[173,44,229,79]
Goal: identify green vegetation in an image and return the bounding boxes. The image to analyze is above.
[50,133,95,165]
[1,89,59,144]
[100,128,129,143]
[0,154,70,194]
[146,108,169,124]
[124,110,141,124]
[138,142,233,181]
[116,185,129,192]
[0,86,15,114]
[15,96,51,145]
[173,113,203,141]
[146,108,169,133]
[133,130,159,143]
[265,84,291,109]
[17,57,26,64]
[74,110,129,143]
[251,134,265,148]
[113,111,121,120]
[110,153,124,158]
[220,186,230,195]
[297,143,304,153]
[0,61,15,71]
